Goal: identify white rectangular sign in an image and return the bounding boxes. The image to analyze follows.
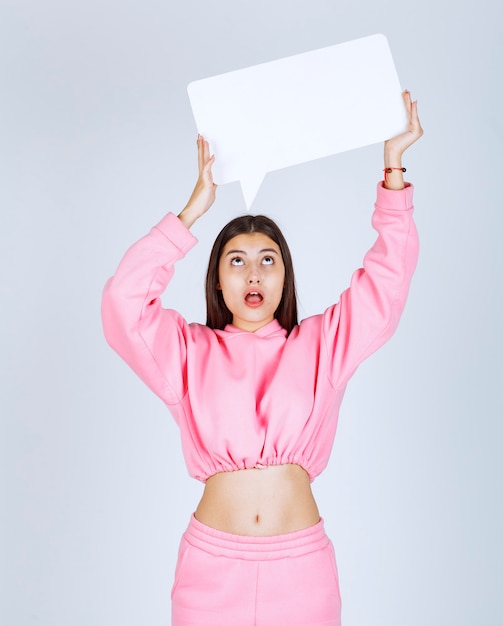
[188,34,407,208]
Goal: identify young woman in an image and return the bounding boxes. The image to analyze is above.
[102,91,423,625]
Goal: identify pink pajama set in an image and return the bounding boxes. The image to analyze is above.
[102,182,419,625]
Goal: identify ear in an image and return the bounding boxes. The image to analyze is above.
[216,283,221,290]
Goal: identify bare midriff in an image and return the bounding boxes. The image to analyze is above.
[194,463,320,536]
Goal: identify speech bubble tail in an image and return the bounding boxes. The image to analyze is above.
[240,174,264,210]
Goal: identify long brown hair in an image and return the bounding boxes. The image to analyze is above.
[205,215,298,334]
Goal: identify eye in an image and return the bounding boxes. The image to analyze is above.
[262,256,274,265]
[230,256,244,266]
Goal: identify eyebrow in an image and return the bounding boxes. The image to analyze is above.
[224,248,279,256]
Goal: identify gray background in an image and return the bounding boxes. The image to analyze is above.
[1,1,502,625]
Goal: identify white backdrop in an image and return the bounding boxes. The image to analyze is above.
[1,1,502,625]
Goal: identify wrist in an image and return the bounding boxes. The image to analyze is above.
[177,204,203,229]
[383,150,403,169]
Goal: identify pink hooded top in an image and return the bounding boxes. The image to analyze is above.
[102,182,418,483]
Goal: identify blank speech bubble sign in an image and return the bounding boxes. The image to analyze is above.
[187,34,407,209]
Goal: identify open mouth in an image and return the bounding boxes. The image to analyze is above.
[245,291,264,306]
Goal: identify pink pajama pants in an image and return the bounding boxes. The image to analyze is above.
[171,515,341,625]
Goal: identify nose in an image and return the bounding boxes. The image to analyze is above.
[247,265,261,284]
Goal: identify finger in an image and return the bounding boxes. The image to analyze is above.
[411,99,419,118]
[197,134,204,172]
[402,89,412,111]
[410,101,422,134]
[202,154,216,182]
[202,138,211,164]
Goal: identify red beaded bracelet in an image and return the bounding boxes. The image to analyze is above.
[383,167,406,184]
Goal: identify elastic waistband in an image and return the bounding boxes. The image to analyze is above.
[183,514,329,561]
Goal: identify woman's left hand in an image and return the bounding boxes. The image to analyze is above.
[383,91,423,189]
[384,90,423,158]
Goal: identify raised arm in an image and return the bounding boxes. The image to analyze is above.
[320,93,423,385]
[101,136,217,406]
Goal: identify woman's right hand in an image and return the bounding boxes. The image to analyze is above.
[178,135,217,228]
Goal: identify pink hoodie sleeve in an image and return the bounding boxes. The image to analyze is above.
[321,182,419,387]
[101,212,198,405]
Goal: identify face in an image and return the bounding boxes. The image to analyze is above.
[217,232,285,332]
